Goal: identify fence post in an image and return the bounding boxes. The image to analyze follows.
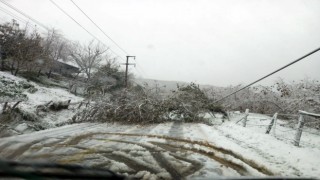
[273,112,278,135]
[226,111,231,121]
[266,112,278,134]
[242,109,249,127]
[293,113,305,146]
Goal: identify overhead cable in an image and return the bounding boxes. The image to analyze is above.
[49,0,124,60]
[214,46,320,103]
[0,6,29,24]
[70,0,130,55]
[0,0,49,31]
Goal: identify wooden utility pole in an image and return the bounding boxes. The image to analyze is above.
[122,56,136,88]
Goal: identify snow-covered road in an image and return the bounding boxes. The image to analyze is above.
[2,114,319,179]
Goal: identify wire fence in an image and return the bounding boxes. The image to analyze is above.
[230,110,320,147]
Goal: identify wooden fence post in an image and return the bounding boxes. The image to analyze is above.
[273,112,278,135]
[226,111,231,121]
[294,113,304,146]
[242,109,249,127]
[266,112,278,134]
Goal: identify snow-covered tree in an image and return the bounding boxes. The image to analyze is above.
[0,20,43,76]
[41,29,70,78]
[69,40,107,80]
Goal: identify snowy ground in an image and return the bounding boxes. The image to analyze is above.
[0,112,319,179]
[1,71,319,179]
[0,71,84,136]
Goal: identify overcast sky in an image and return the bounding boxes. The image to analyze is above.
[1,0,320,86]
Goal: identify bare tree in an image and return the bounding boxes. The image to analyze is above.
[0,20,21,71]
[14,28,42,75]
[41,29,69,78]
[0,20,43,76]
[69,40,107,80]
[87,58,126,96]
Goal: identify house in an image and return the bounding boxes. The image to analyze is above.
[51,60,80,75]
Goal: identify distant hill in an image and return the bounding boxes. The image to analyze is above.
[134,78,224,93]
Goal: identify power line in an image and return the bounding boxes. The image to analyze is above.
[0,6,34,30]
[0,0,49,31]
[49,0,124,61]
[131,57,147,77]
[214,46,320,103]
[69,0,129,55]
[135,63,148,77]
[133,66,144,77]
[0,16,6,22]
[0,0,126,61]
[0,6,28,24]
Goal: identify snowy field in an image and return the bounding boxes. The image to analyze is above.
[0,112,319,179]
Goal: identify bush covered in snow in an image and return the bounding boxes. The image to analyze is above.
[212,78,320,116]
[0,76,37,102]
[73,82,227,124]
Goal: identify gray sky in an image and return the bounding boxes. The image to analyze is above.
[1,0,320,86]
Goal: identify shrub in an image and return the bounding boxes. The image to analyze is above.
[73,83,227,124]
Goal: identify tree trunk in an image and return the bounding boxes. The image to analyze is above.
[10,62,14,75]
[86,72,90,82]
[14,68,19,76]
[69,83,74,92]
[2,102,8,113]
[14,63,19,76]
[37,69,42,77]
[47,69,52,78]
[73,72,80,80]
[11,101,21,112]
[1,59,4,71]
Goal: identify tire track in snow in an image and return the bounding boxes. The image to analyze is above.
[54,124,172,178]
[212,125,301,176]
[0,123,104,160]
[0,123,126,160]
[104,124,182,179]
[103,153,160,174]
[168,121,184,138]
[50,123,196,179]
[169,153,204,177]
[5,140,44,159]
[150,141,247,176]
[0,123,100,144]
[191,124,275,176]
[0,122,276,178]
[101,132,274,176]
[157,121,207,178]
[162,121,185,179]
[97,138,188,180]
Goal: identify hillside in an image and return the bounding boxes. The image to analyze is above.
[135,78,224,95]
[0,71,84,137]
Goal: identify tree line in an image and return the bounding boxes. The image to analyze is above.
[210,78,320,116]
[0,20,126,92]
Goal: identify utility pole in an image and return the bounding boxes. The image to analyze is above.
[154,81,159,94]
[122,56,136,88]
